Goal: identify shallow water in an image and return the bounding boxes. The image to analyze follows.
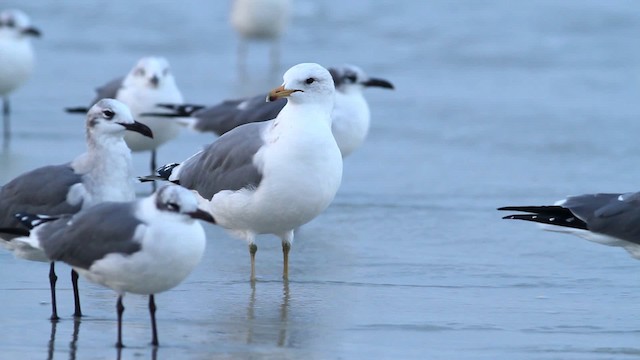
[2,1,640,359]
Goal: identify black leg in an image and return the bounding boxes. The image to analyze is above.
[71,269,82,318]
[149,295,159,346]
[3,97,10,140]
[49,262,59,321]
[116,295,125,348]
[151,150,157,192]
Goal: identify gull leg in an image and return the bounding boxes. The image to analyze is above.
[270,40,281,73]
[249,243,258,281]
[282,241,290,280]
[49,262,59,321]
[281,231,294,280]
[3,97,10,140]
[72,269,82,318]
[237,39,248,79]
[149,295,159,346]
[150,150,157,192]
[116,295,125,348]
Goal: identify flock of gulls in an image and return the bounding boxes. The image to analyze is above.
[2,1,639,352]
[0,4,396,348]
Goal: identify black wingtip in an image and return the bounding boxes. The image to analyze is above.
[140,103,206,118]
[65,107,89,114]
[15,213,59,230]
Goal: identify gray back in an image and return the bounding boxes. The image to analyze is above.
[565,193,640,244]
[0,164,83,229]
[195,95,286,135]
[90,76,125,106]
[40,201,143,269]
[178,121,267,199]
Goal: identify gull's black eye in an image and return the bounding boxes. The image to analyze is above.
[102,109,115,119]
[346,74,357,83]
[166,202,180,212]
[305,77,315,85]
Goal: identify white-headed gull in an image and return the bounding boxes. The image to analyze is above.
[142,63,343,280]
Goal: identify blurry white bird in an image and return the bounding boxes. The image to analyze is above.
[0,9,41,139]
[230,0,292,73]
[146,64,394,158]
[66,56,184,178]
[142,63,342,281]
[7,184,212,347]
[0,99,152,320]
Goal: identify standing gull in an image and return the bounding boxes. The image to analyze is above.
[0,9,41,139]
[0,99,152,320]
[499,192,640,259]
[66,56,184,178]
[8,184,213,347]
[144,63,342,280]
[230,0,292,73]
[147,64,394,158]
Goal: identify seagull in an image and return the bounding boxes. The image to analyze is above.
[66,56,184,178]
[6,184,213,348]
[146,64,394,158]
[230,0,292,72]
[0,9,41,139]
[499,192,640,259]
[142,63,343,280]
[0,99,152,320]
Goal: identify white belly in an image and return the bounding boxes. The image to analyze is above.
[0,40,34,95]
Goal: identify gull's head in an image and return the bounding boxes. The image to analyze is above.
[86,99,153,139]
[267,63,335,105]
[154,185,215,223]
[329,64,394,94]
[125,56,175,90]
[0,9,41,40]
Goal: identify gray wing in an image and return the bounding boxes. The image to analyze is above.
[193,95,286,135]
[39,202,142,270]
[564,193,640,244]
[90,76,125,106]
[177,121,268,199]
[0,164,83,229]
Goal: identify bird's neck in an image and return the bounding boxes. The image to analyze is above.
[274,101,334,129]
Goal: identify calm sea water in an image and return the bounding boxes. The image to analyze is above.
[1,1,640,359]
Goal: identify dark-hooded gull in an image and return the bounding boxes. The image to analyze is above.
[147,64,394,158]
[0,99,152,320]
[143,62,343,280]
[8,184,213,348]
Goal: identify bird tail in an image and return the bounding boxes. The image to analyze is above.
[15,213,60,230]
[138,163,181,184]
[497,205,588,230]
[0,227,30,237]
[140,103,206,118]
[65,106,89,114]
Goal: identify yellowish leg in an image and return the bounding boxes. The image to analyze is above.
[282,241,291,280]
[249,243,258,281]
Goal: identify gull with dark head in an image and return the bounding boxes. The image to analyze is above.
[66,56,183,178]
[143,63,343,280]
[8,184,212,347]
[146,64,394,158]
[0,99,152,320]
[0,9,41,138]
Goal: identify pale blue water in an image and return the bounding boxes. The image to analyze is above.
[1,1,640,359]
